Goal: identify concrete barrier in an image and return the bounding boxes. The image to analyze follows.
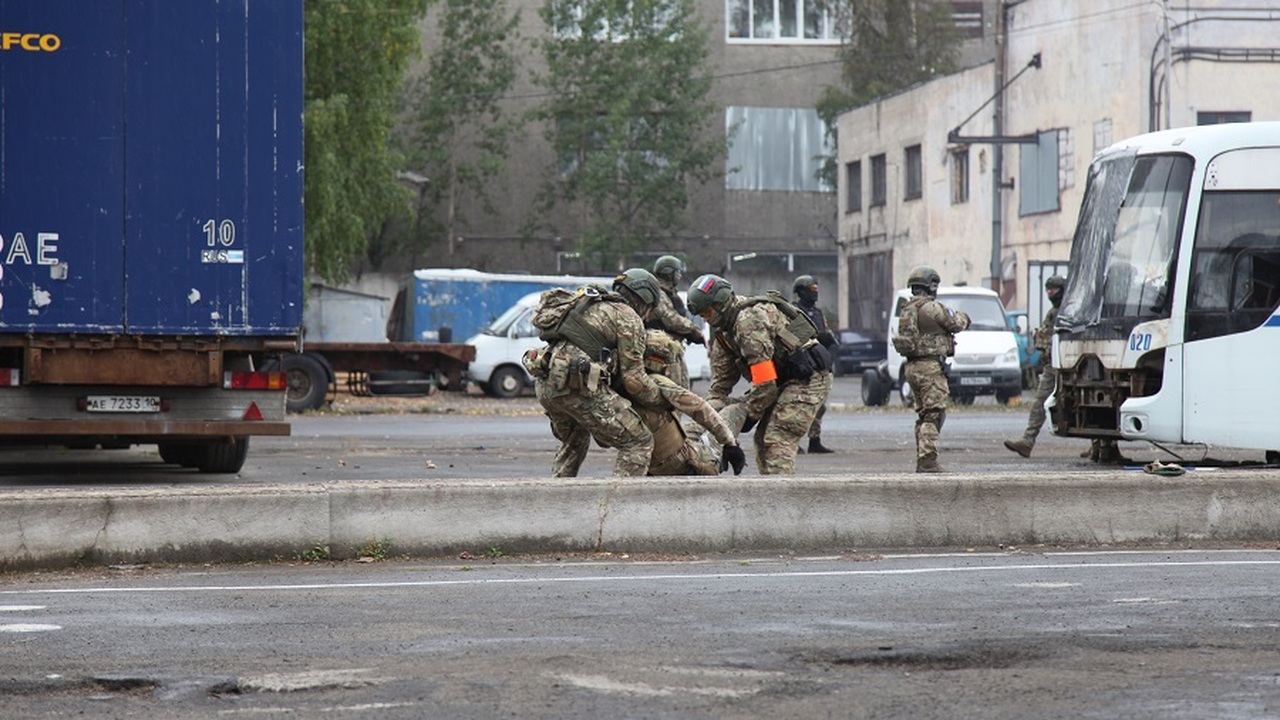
[2,470,1279,571]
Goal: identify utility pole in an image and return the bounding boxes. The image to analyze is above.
[1162,0,1173,129]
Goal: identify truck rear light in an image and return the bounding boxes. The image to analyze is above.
[223,371,287,390]
[0,368,19,386]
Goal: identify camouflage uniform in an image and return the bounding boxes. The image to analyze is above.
[1007,305,1058,455]
[530,298,661,477]
[900,295,970,472]
[637,331,738,475]
[706,300,833,475]
[647,276,705,389]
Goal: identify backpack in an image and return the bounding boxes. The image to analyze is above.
[892,297,923,356]
[531,285,617,360]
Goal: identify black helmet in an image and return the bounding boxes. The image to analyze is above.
[653,255,684,284]
[687,274,734,317]
[792,274,817,293]
[613,268,661,309]
[1046,274,1067,307]
[793,274,818,304]
[907,266,941,295]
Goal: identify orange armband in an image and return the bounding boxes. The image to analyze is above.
[749,359,778,384]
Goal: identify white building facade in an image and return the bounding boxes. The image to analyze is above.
[835,0,1280,330]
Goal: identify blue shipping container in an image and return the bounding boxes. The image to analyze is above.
[0,0,304,335]
[399,269,613,343]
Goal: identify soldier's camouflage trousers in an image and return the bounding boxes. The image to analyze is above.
[535,378,653,477]
[724,371,832,475]
[905,358,948,466]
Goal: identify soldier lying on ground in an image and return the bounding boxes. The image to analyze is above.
[634,330,745,475]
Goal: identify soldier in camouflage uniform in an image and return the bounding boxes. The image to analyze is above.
[793,275,838,454]
[634,330,746,475]
[1004,275,1066,458]
[895,266,970,473]
[648,255,706,388]
[526,269,665,477]
[687,274,833,475]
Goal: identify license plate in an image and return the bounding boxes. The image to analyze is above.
[958,376,991,386]
[85,395,161,413]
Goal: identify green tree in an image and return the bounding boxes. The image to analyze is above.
[529,0,722,271]
[815,0,960,184]
[403,0,522,258]
[305,0,431,284]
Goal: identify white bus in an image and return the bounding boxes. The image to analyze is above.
[1053,121,1280,461]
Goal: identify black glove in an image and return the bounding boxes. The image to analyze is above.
[817,331,837,349]
[739,416,758,434]
[720,444,746,475]
[685,331,706,345]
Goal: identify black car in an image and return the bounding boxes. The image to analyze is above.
[832,329,887,376]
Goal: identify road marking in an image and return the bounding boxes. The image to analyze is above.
[554,673,759,698]
[3,558,1278,597]
[1012,582,1079,588]
[217,701,420,715]
[0,605,45,611]
[0,623,61,633]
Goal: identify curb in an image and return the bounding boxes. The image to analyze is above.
[4,469,1279,571]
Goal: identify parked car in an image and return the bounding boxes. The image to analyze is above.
[832,329,887,376]
[861,285,1022,407]
[466,291,710,398]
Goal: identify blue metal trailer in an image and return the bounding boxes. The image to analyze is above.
[0,1,304,472]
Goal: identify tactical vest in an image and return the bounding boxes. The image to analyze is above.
[893,295,955,358]
[532,287,624,361]
[737,291,819,352]
[714,292,822,381]
[1033,306,1058,352]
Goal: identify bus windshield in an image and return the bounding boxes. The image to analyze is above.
[1058,149,1191,330]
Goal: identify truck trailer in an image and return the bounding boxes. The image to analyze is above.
[0,1,305,472]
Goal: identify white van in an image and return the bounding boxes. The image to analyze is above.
[861,285,1021,406]
[466,291,710,398]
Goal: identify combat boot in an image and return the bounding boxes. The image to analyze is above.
[916,456,945,473]
[1003,439,1033,458]
[808,437,835,454]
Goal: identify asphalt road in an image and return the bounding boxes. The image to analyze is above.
[2,549,1278,718]
[0,375,1260,487]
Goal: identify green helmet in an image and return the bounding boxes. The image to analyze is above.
[1045,274,1067,290]
[907,265,941,295]
[653,255,685,284]
[687,274,734,316]
[613,268,661,309]
[793,274,817,295]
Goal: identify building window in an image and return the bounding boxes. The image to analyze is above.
[725,106,833,192]
[1057,127,1074,192]
[726,0,842,42]
[904,144,922,200]
[1019,130,1060,216]
[1197,111,1251,125]
[950,148,969,205]
[951,1,985,39]
[1093,118,1113,155]
[845,160,861,213]
[552,0,678,40]
[870,153,886,207]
